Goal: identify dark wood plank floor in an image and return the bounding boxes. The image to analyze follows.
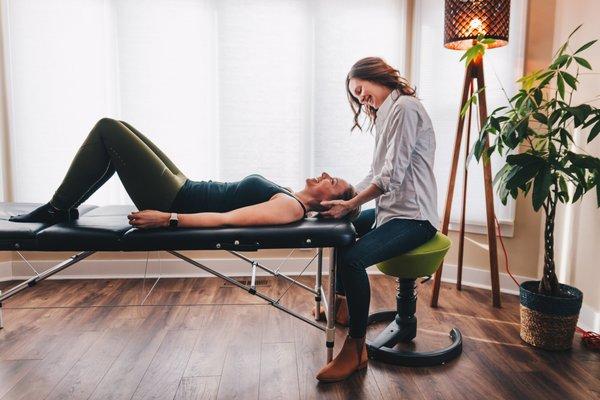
[0,275,598,399]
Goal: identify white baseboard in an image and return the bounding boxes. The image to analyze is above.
[0,261,12,282]
[437,262,532,296]
[7,255,599,332]
[578,302,600,333]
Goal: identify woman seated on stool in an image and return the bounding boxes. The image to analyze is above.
[10,118,356,228]
[315,57,439,382]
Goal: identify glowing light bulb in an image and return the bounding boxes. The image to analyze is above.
[470,18,482,30]
[468,18,486,36]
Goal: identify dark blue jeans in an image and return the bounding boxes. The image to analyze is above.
[336,209,437,338]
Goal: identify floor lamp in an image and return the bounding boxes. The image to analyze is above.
[430,0,511,308]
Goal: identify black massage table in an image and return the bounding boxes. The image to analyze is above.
[0,202,356,361]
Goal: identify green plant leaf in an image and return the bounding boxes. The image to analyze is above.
[461,88,486,117]
[490,117,502,132]
[557,73,565,99]
[493,163,512,186]
[519,70,542,91]
[583,114,600,128]
[498,183,510,205]
[575,39,598,54]
[569,24,583,39]
[588,122,600,143]
[506,152,543,166]
[515,119,530,140]
[533,89,543,105]
[561,72,578,90]
[560,127,573,144]
[510,187,519,199]
[486,144,496,158]
[460,44,485,67]
[555,41,568,58]
[568,151,600,170]
[532,168,552,211]
[473,136,486,161]
[574,56,592,69]
[506,163,544,189]
[497,138,505,155]
[558,175,569,203]
[533,112,548,124]
[459,49,470,62]
[552,54,570,69]
[567,104,593,128]
[524,181,533,196]
[549,109,562,126]
[549,141,558,161]
[539,71,555,88]
[573,185,584,203]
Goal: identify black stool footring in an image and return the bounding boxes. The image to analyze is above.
[366,278,462,367]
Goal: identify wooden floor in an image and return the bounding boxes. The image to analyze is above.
[0,274,598,400]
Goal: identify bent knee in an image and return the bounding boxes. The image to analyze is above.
[339,253,367,272]
[95,117,119,127]
[92,117,127,139]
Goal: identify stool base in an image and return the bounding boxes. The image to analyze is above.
[367,310,462,367]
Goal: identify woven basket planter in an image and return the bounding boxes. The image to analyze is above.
[519,280,583,351]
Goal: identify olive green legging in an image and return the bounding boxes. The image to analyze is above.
[50,118,187,211]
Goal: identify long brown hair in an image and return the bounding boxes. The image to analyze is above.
[346,57,416,132]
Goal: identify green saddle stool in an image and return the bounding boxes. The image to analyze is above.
[366,232,462,366]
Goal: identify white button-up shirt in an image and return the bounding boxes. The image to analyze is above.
[355,90,439,229]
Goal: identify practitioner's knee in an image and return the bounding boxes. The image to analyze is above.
[339,248,368,274]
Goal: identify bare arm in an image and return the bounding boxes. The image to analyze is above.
[128,195,304,229]
[320,183,383,219]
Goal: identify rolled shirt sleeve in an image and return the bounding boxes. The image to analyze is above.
[354,166,374,193]
[371,106,419,193]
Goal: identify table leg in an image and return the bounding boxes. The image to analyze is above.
[315,249,323,321]
[326,248,337,362]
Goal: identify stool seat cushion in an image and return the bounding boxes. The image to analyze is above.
[376,232,451,278]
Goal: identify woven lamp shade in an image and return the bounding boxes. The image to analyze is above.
[444,0,510,50]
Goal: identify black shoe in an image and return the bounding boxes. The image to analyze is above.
[9,203,79,224]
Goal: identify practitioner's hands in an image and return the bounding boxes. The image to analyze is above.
[128,210,170,229]
[320,200,352,219]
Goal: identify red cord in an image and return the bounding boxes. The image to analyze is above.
[494,216,520,287]
[494,215,599,350]
[576,327,600,351]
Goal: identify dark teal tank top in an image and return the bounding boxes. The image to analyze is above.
[170,174,306,215]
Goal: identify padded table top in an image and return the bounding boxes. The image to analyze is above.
[0,203,356,251]
[0,202,97,250]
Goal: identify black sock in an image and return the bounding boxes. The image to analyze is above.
[9,202,78,223]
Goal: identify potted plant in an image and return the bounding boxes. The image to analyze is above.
[472,26,600,350]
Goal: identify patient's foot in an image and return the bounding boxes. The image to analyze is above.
[9,202,78,223]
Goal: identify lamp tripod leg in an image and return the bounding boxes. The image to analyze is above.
[474,61,501,307]
[457,81,474,290]
[431,62,473,307]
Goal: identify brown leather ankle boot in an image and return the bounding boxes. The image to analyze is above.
[311,295,349,326]
[315,335,368,383]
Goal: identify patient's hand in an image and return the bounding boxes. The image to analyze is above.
[128,210,170,229]
[320,200,351,219]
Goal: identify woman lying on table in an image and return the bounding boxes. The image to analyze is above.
[10,118,357,228]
